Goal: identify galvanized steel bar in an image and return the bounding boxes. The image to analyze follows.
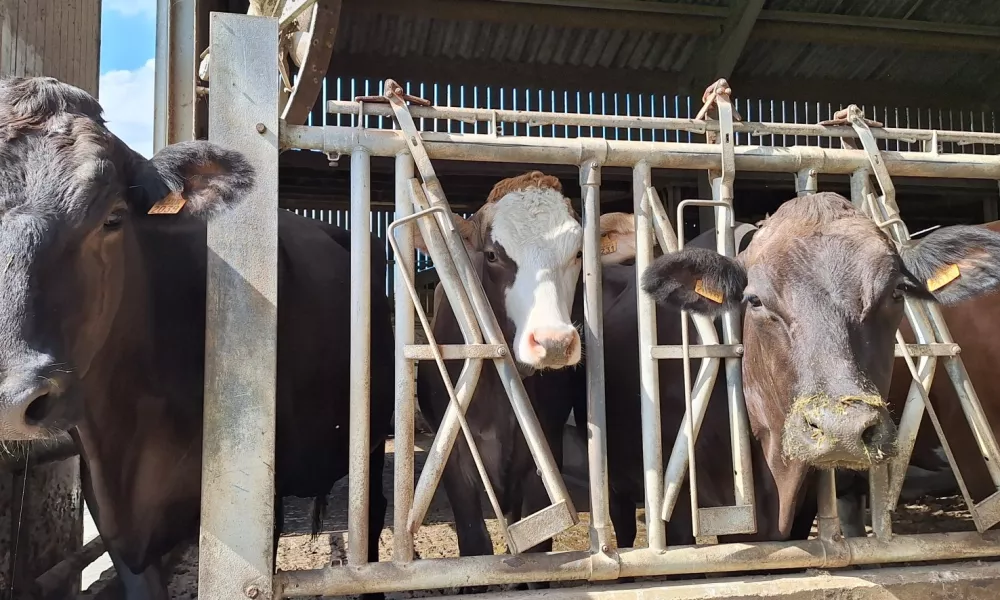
[633,161,665,550]
[200,13,278,600]
[348,150,373,566]
[324,100,1000,147]
[385,85,576,549]
[846,108,1000,528]
[276,531,1000,597]
[393,197,492,537]
[392,152,417,562]
[283,125,1000,179]
[581,160,614,555]
[712,92,755,530]
[154,0,197,151]
[816,470,842,542]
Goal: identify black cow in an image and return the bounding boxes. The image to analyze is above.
[0,77,394,599]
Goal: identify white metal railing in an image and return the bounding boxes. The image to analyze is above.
[203,13,1000,600]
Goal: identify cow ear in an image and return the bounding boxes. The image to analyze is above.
[599,212,646,265]
[412,213,478,255]
[131,140,256,220]
[641,247,747,317]
[899,225,1000,305]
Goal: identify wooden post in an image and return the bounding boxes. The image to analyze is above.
[0,0,100,595]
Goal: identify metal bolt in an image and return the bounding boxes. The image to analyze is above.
[245,585,260,599]
[832,533,844,542]
[601,544,610,553]
[255,123,267,134]
[497,346,508,357]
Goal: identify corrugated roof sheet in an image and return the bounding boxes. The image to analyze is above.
[329,0,1000,106]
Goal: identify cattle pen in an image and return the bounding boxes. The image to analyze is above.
[33,0,1000,599]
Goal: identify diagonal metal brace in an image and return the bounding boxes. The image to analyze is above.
[378,79,578,553]
[844,107,1000,533]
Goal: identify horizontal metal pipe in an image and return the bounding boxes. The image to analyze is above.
[325,100,1000,146]
[0,436,78,473]
[403,344,507,360]
[283,125,1000,179]
[650,342,956,361]
[276,531,1000,597]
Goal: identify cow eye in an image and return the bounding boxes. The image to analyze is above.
[485,250,498,263]
[103,209,126,231]
[744,293,763,308]
[576,251,583,260]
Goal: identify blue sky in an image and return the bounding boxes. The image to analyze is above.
[99,0,157,158]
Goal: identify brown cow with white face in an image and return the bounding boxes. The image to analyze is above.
[638,192,1000,540]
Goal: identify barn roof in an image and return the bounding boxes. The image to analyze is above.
[329,0,1000,110]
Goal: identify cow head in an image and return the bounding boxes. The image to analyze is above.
[416,172,583,371]
[641,192,1000,471]
[0,77,254,440]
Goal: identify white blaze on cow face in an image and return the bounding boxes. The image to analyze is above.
[489,186,584,370]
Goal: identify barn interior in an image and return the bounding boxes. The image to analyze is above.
[189,0,1000,246]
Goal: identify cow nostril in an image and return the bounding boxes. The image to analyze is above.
[24,391,54,425]
[861,423,879,447]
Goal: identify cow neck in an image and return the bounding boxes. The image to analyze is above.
[75,224,206,547]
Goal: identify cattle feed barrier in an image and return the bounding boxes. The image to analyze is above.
[200,12,1000,600]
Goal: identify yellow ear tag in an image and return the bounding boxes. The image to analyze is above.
[600,233,617,256]
[147,192,187,215]
[694,279,724,304]
[926,263,961,292]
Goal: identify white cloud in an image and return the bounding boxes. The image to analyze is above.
[105,0,156,19]
[99,59,156,158]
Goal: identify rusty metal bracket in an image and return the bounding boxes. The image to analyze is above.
[355,80,432,107]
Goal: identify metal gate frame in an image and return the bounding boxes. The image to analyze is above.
[201,13,1000,600]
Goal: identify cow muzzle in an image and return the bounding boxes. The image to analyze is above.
[781,394,898,470]
[0,374,67,440]
[519,326,581,369]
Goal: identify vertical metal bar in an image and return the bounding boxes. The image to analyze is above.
[154,0,196,152]
[633,161,665,550]
[816,470,842,542]
[714,95,755,520]
[869,464,892,540]
[200,13,278,600]
[795,168,818,197]
[348,149,372,565]
[392,153,416,562]
[582,160,613,552]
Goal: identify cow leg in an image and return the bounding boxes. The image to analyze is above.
[608,489,637,549]
[361,442,389,600]
[109,550,169,600]
[442,444,493,594]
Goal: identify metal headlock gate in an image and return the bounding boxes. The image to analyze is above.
[202,13,1000,600]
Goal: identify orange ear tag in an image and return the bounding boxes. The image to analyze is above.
[926,263,960,292]
[147,192,187,215]
[600,233,617,256]
[694,279,724,303]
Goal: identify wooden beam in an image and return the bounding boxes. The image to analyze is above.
[679,0,764,89]
[714,0,764,79]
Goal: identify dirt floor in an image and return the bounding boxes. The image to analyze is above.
[78,423,982,599]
